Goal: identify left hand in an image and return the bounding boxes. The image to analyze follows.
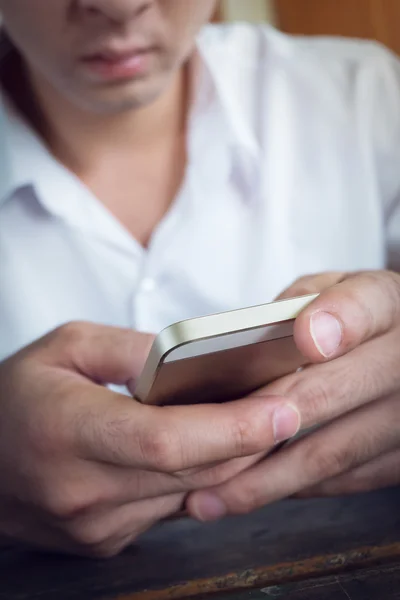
[187,269,400,520]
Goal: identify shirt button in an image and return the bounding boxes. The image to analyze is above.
[140,277,157,293]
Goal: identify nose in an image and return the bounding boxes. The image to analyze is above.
[78,0,152,22]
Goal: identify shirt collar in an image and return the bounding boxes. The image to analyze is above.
[0,94,49,207]
[196,27,260,163]
[195,27,260,194]
[0,24,260,210]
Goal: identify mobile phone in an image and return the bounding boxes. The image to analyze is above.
[134,294,318,406]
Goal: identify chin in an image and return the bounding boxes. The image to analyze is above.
[73,75,169,115]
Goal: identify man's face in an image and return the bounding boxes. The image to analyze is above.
[0,0,217,113]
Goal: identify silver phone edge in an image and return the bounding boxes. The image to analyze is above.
[135,293,319,403]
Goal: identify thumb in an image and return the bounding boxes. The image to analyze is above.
[293,270,400,363]
[43,322,154,386]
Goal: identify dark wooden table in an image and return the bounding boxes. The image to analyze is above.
[2,487,400,600]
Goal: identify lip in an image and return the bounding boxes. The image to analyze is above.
[80,46,155,81]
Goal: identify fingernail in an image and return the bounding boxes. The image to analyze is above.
[194,493,227,522]
[273,404,300,444]
[310,312,342,358]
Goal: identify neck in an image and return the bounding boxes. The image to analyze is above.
[18,66,188,176]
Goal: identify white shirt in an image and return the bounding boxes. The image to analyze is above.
[1,23,400,362]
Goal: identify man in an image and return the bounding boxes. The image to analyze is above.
[0,0,400,557]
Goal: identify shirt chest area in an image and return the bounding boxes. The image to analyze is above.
[0,173,385,360]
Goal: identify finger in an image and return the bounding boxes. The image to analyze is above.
[42,322,154,385]
[296,448,400,498]
[57,493,185,558]
[75,391,299,472]
[106,493,185,552]
[261,328,400,428]
[275,272,346,300]
[52,455,256,509]
[186,394,400,520]
[293,270,400,362]
[98,452,266,504]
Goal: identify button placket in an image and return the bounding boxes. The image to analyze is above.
[140,277,157,294]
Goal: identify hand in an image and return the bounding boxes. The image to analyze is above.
[0,322,287,557]
[186,270,400,520]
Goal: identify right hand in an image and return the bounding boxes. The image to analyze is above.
[0,322,289,557]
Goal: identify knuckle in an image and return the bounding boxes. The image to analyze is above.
[52,321,91,356]
[303,439,354,482]
[288,272,344,296]
[292,274,319,295]
[292,285,318,297]
[66,519,109,549]
[344,272,396,337]
[66,524,138,558]
[287,373,333,426]
[42,484,99,521]
[286,363,357,426]
[232,417,261,456]
[56,321,87,344]
[139,427,183,472]
[379,271,400,325]
[348,279,378,335]
[227,482,261,515]
[280,275,315,298]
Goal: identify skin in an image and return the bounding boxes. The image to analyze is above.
[0,0,217,113]
[0,0,268,557]
[0,0,290,557]
[0,322,287,556]
[1,0,399,556]
[0,0,218,246]
[187,271,400,521]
